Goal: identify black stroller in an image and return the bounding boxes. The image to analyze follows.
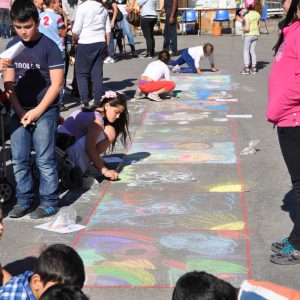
[0,98,13,203]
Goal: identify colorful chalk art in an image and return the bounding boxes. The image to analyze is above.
[72,73,250,288]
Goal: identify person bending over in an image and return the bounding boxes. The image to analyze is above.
[134,50,176,102]
[169,43,218,74]
[57,91,130,180]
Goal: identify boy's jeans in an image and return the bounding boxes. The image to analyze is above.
[10,106,59,208]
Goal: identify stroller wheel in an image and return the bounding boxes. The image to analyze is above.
[70,166,83,188]
[0,181,13,203]
[60,166,74,190]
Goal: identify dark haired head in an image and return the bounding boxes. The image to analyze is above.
[99,93,130,151]
[10,0,39,23]
[274,0,300,53]
[158,50,171,64]
[203,43,214,56]
[35,244,85,288]
[43,0,52,7]
[172,271,237,300]
[40,284,89,300]
[68,0,79,8]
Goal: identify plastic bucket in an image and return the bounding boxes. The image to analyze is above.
[212,26,222,36]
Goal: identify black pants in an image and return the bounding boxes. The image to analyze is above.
[75,42,107,105]
[278,126,300,249]
[163,15,177,52]
[141,17,157,55]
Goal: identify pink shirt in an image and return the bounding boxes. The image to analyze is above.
[0,0,10,9]
[266,21,300,126]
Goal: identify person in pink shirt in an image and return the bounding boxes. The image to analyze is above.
[0,0,11,39]
[266,0,300,265]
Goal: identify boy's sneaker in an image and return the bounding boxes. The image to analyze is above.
[271,237,290,253]
[270,243,300,265]
[29,205,58,219]
[148,92,162,102]
[240,67,250,75]
[8,204,33,218]
[104,57,115,64]
[134,88,144,100]
[172,64,181,73]
[250,67,257,74]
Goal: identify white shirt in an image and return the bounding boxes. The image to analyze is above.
[142,60,170,81]
[188,46,214,69]
[62,0,84,22]
[72,0,111,44]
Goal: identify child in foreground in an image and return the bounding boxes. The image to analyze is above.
[0,243,85,299]
[39,284,89,300]
[134,50,176,102]
[169,43,218,74]
[0,201,12,287]
[172,271,300,300]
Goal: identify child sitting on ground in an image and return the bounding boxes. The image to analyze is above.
[57,91,130,180]
[172,271,300,300]
[0,201,12,287]
[134,50,176,102]
[40,284,89,300]
[0,244,85,299]
[169,43,218,74]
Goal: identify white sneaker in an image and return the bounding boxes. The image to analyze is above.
[104,57,115,64]
[134,88,144,100]
[172,64,181,73]
[148,92,162,102]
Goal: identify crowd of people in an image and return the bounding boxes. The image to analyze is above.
[0,0,300,298]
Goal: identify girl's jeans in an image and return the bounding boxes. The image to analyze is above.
[169,49,196,73]
[243,35,258,67]
[10,106,59,208]
[118,15,135,48]
[278,126,300,250]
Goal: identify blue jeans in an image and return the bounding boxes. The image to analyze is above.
[108,31,115,58]
[169,49,196,73]
[10,106,59,207]
[119,15,135,48]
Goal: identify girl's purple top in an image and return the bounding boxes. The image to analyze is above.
[0,0,10,9]
[62,109,104,139]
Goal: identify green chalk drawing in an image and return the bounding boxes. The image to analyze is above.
[78,249,105,267]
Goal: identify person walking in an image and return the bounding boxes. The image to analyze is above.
[138,0,157,58]
[162,0,178,56]
[266,0,300,265]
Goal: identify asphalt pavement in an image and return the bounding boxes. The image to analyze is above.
[1,25,300,300]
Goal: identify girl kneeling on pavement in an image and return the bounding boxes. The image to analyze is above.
[134,50,176,102]
[58,91,130,180]
[169,43,218,74]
